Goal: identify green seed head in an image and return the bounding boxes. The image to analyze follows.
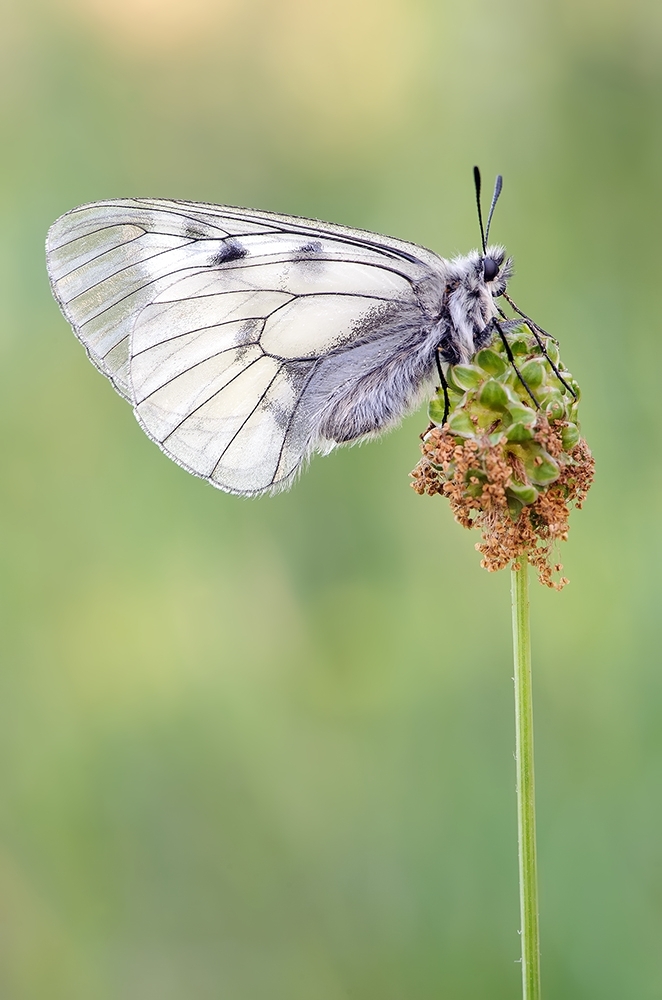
[411,325,594,588]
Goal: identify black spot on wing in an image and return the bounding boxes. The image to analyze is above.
[184,224,218,241]
[209,239,248,266]
[292,240,325,272]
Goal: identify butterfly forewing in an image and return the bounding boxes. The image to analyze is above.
[46,198,446,495]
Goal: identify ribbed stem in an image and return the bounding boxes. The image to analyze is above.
[511,558,541,1000]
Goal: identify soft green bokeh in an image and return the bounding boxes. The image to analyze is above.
[1,0,661,997]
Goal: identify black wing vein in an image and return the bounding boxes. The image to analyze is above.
[210,370,283,478]
[137,343,262,403]
[159,354,266,443]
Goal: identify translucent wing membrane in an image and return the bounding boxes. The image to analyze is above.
[47,198,447,495]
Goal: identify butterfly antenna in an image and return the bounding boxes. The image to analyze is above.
[473,166,486,254]
[484,174,503,246]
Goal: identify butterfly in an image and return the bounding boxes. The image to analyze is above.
[46,168,558,497]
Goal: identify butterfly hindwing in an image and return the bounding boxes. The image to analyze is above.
[46,198,447,495]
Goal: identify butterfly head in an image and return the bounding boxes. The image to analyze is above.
[480,244,513,297]
[439,246,513,364]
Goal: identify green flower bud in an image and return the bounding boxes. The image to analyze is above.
[507,481,539,505]
[519,360,545,388]
[510,336,531,356]
[561,423,580,451]
[544,397,567,422]
[544,339,560,365]
[507,495,524,520]
[444,367,463,393]
[428,393,448,425]
[452,365,485,391]
[520,445,560,486]
[475,348,508,377]
[479,379,509,411]
[506,422,534,443]
[508,403,537,425]
[448,409,476,436]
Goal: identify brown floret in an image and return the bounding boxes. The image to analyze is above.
[411,422,595,589]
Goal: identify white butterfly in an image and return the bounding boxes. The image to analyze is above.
[46,175,522,497]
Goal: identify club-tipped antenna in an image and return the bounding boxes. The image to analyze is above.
[473,166,486,254]
[484,174,503,246]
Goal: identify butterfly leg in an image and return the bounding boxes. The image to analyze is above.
[435,348,451,424]
[480,317,540,409]
[499,294,577,399]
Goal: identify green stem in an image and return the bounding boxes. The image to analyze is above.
[511,558,541,1000]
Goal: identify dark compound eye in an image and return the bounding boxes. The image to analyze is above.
[483,257,499,281]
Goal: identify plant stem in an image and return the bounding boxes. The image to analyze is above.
[511,558,541,1000]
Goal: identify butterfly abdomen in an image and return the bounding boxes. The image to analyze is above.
[303,304,441,445]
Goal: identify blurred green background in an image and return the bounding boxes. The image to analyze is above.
[1,0,661,997]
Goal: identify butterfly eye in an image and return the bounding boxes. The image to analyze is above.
[483,257,499,281]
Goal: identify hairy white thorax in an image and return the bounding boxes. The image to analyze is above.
[442,244,512,363]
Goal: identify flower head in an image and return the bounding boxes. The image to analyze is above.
[411,325,594,588]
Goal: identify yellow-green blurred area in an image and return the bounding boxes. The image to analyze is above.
[1,0,661,996]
